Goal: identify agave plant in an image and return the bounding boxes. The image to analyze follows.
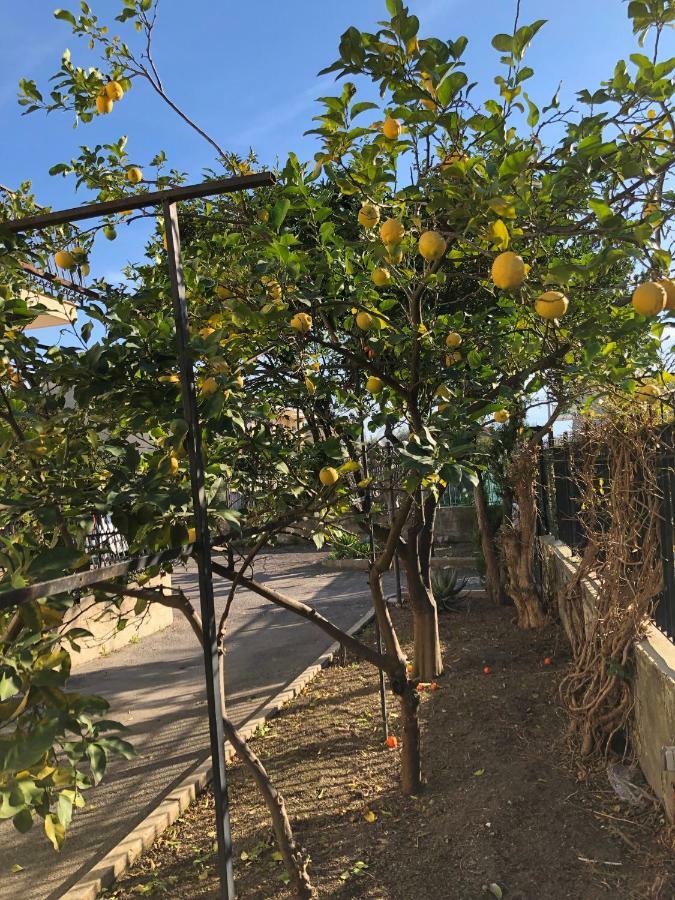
[431,567,468,613]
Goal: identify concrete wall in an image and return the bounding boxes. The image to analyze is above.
[540,536,675,821]
[64,574,173,668]
[435,505,477,545]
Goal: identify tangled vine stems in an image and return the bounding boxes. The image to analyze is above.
[559,412,664,759]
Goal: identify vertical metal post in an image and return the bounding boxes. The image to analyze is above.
[387,443,403,607]
[164,201,235,899]
[360,432,388,739]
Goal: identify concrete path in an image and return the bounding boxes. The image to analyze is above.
[0,550,379,900]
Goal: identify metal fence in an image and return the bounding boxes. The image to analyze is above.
[538,431,675,643]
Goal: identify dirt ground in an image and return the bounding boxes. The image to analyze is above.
[104,597,674,899]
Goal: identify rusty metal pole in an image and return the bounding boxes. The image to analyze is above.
[164,200,234,899]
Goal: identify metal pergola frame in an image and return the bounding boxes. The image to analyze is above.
[2,171,275,898]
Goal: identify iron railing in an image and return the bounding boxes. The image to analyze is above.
[538,431,675,643]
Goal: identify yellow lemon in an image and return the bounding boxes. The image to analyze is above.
[290,312,312,334]
[632,281,666,316]
[126,166,143,185]
[168,454,179,476]
[356,311,373,330]
[445,332,462,348]
[534,291,569,320]
[657,277,675,310]
[371,267,391,287]
[358,203,380,229]
[200,376,218,396]
[418,230,447,262]
[383,117,402,140]
[319,466,340,487]
[366,375,384,394]
[491,251,526,290]
[96,94,113,115]
[493,409,510,424]
[158,374,180,384]
[380,218,405,246]
[54,250,76,270]
[104,81,124,101]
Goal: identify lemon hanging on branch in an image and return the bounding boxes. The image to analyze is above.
[657,277,675,309]
[319,466,339,487]
[445,332,462,349]
[380,218,405,247]
[493,409,510,424]
[290,312,312,334]
[366,376,384,394]
[491,252,526,289]
[104,81,124,101]
[382,117,401,140]
[126,166,143,185]
[356,311,373,330]
[631,281,666,316]
[418,231,447,262]
[96,94,113,115]
[371,267,391,287]
[358,203,380,229]
[534,291,569,320]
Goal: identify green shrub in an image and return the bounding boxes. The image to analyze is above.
[326,529,371,560]
[432,567,468,612]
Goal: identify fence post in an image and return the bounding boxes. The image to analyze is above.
[656,429,675,640]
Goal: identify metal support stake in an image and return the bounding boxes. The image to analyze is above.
[361,432,388,739]
[387,443,403,607]
[164,201,235,899]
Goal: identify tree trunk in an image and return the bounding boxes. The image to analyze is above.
[474,475,503,606]
[398,679,422,795]
[499,444,547,629]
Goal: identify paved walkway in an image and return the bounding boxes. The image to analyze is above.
[1,551,377,900]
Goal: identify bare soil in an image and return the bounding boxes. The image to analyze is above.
[104,597,674,899]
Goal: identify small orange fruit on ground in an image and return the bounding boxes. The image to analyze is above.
[104,81,124,101]
[543,657,553,666]
[385,735,398,749]
[483,665,492,675]
[96,94,114,115]
[491,251,526,289]
[382,117,402,140]
[632,281,667,316]
[126,166,143,185]
[319,466,339,487]
[430,682,438,691]
[417,682,429,691]
[534,290,569,320]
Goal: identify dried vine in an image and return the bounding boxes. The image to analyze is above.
[559,412,664,758]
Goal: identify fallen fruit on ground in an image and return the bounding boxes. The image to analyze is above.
[445,332,462,348]
[382,117,401,140]
[290,312,312,334]
[483,665,492,674]
[104,81,124,101]
[366,375,384,394]
[380,218,405,247]
[543,657,553,666]
[358,203,380,229]
[534,290,569,320]
[491,251,526,289]
[385,735,398,749]
[356,311,373,330]
[319,466,339,487]
[126,166,143,184]
[418,230,447,262]
[631,281,667,316]
[371,267,391,287]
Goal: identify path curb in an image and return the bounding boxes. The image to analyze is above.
[59,607,376,900]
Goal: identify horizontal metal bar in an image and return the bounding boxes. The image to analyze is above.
[20,262,102,301]
[3,173,276,233]
[0,546,190,611]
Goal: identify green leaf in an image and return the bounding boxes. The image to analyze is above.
[0,719,62,774]
[270,199,291,232]
[437,71,468,106]
[86,743,106,785]
[386,0,404,15]
[498,150,532,178]
[491,34,513,53]
[53,9,77,26]
[0,671,21,702]
[12,808,33,834]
